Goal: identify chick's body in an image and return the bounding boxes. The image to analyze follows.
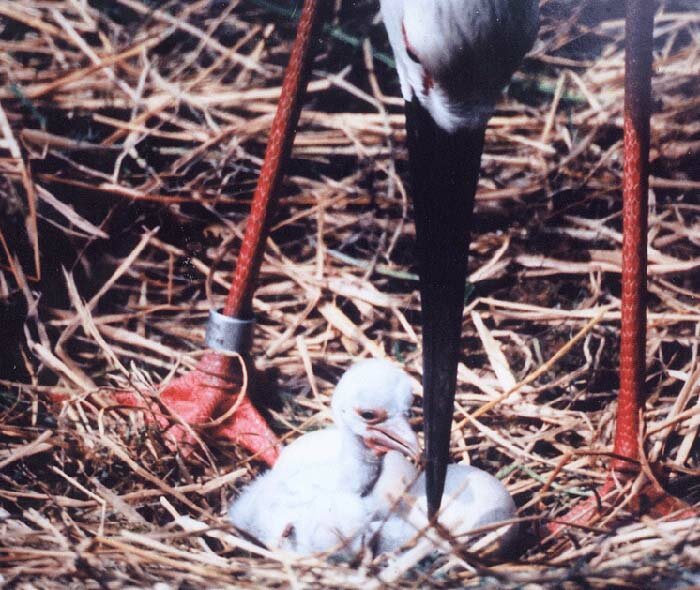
[229,359,419,555]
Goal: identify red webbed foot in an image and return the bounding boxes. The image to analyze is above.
[115,352,280,466]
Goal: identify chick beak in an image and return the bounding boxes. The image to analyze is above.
[365,417,420,463]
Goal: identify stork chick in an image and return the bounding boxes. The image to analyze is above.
[228,359,420,555]
[373,463,517,584]
[377,463,517,553]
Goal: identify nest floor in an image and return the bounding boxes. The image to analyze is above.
[0,1,698,588]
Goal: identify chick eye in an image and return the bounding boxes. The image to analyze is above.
[356,407,387,423]
[359,410,378,421]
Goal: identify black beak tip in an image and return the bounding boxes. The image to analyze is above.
[427,491,441,521]
[425,452,448,520]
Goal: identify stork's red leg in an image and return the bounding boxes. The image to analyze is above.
[548,0,695,534]
[547,0,653,534]
[115,0,326,464]
[223,0,326,319]
[614,0,654,470]
[116,353,280,466]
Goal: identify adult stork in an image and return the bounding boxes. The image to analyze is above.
[120,0,668,526]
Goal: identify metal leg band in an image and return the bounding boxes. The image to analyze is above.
[205,310,255,354]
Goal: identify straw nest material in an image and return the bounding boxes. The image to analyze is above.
[1,0,698,588]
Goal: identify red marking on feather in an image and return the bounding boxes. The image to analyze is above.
[401,20,432,95]
[401,20,421,64]
[422,72,434,94]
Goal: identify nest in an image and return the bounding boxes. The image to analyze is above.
[0,0,698,587]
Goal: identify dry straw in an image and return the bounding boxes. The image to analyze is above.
[0,0,698,587]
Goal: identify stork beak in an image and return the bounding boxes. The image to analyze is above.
[404,96,486,519]
[366,417,421,463]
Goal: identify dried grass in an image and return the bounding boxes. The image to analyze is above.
[1,0,698,588]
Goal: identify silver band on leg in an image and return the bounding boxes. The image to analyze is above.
[205,310,255,354]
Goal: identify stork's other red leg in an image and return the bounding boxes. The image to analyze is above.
[116,0,326,465]
[547,0,654,533]
[614,0,654,469]
[223,0,326,319]
[548,0,696,535]
[117,353,280,466]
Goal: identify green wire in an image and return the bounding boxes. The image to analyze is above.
[9,84,46,128]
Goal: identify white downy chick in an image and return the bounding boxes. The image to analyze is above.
[228,359,420,556]
[373,463,518,583]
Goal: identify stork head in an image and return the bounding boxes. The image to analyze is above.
[331,359,420,462]
[380,0,539,133]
